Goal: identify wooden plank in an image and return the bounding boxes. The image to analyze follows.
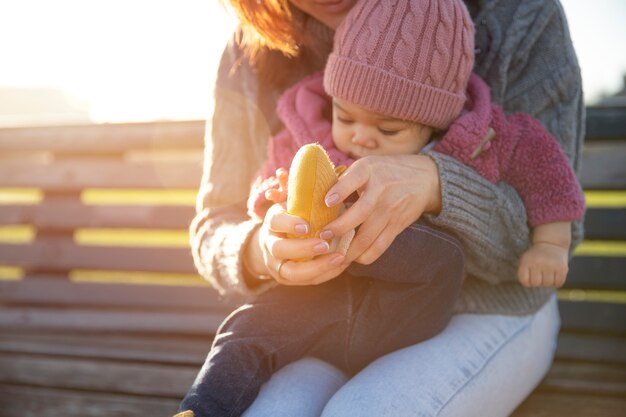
[512,391,626,417]
[0,202,195,229]
[0,158,202,190]
[583,208,626,240]
[0,307,229,335]
[585,106,626,140]
[0,331,211,364]
[558,300,626,334]
[556,332,626,364]
[579,141,626,189]
[567,256,626,290]
[0,353,197,397]
[0,120,204,153]
[541,360,626,396]
[0,277,239,311]
[0,384,180,417]
[0,239,196,273]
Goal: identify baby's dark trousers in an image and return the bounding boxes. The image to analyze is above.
[178,221,464,417]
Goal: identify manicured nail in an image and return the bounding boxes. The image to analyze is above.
[325,193,339,207]
[294,223,309,234]
[314,242,330,253]
[330,254,345,267]
[320,230,334,240]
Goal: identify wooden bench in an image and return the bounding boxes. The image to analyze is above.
[0,108,624,417]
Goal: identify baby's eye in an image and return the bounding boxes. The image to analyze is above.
[337,116,354,125]
[378,127,400,136]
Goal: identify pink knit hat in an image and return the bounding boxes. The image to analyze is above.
[324,0,475,130]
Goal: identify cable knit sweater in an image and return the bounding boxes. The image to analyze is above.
[248,71,585,229]
[190,0,585,315]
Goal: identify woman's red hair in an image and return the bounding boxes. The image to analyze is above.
[222,0,303,58]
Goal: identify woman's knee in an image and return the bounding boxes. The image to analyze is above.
[244,357,348,417]
[322,296,560,417]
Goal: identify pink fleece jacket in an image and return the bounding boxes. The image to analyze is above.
[248,72,585,227]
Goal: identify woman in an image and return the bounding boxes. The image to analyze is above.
[187,0,584,415]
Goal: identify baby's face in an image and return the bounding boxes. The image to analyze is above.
[331,98,433,159]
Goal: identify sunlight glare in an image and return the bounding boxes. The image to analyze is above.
[0,0,236,124]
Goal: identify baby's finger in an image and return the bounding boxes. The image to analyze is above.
[517,265,531,287]
[542,270,556,287]
[528,267,543,287]
[265,189,285,203]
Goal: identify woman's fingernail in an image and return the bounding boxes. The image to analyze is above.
[314,241,330,253]
[294,223,309,234]
[325,193,339,207]
[320,230,334,240]
[330,254,345,267]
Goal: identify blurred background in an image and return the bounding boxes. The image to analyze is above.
[0,0,625,128]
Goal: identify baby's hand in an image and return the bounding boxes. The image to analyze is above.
[517,242,569,288]
[264,168,289,203]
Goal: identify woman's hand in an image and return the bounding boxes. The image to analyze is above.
[321,154,442,266]
[246,203,347,286]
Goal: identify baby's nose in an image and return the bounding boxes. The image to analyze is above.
[351,131,377,148]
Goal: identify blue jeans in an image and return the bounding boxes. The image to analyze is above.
[179,222,464,416]
[243,294,561,417]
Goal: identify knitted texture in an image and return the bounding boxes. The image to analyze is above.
[193,0,585,315]
[250,72,584,229]
[433,74,585,226]
[324,0,474,129]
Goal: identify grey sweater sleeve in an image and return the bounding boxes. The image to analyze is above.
[427,0,584,284]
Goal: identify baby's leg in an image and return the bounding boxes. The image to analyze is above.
[178,276,350,417]
[344,222,465,372]
[347,220,464,284]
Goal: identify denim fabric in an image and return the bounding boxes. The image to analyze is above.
[242,295,560,417]
[179,222,464,417]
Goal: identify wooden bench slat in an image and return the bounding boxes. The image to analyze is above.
[0,120,204,153]
[0,158,202,190]
[0,353,197,398]
[583,208,626,240]
[579,141,626,189]
[1,142,619,189]
[0,384,179,417]
[556,332,626,364]
[0,277,238,311]
[512,391,626,417]
[559,300,626,334]
[585,106,626,140]
[0,331,211,365]
[541,360,626,396]
[0,202,195,229]
[0,239,196,273]
[567,256,626,290]
[0,307,228,335]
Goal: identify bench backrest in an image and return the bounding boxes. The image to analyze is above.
[0,121,236,337]
[0,108,625,343]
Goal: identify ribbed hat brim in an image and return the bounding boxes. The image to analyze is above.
[324,53,466,130]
